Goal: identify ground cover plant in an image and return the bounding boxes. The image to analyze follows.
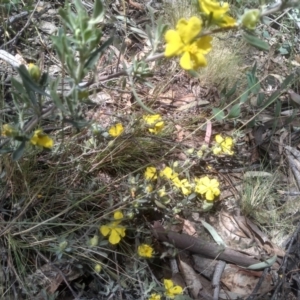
[1,0,300,299]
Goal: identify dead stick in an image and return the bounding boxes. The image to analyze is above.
[152,223,260,267]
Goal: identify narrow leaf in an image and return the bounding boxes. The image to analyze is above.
[84,37,113,70]
[227,104,241,119]
[12,140,26,161]
[201,220,226,247]
[17,65,49,97]
[281,73,294,90]
[243,33,269,51]
[246,255,277,270]
[212,108,225,121]
[240,90,249,103]
[93,0,104,20]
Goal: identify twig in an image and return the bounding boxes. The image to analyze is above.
[271,222,300,300]
[1,0,41,49]
[35,250,79,299]
[212,260,226,300]
[246,268,269,300]
[0,12,29,36]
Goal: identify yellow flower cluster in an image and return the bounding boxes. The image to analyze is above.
[99,211,126,245]
[143,114,164,134]
[164,279,183,299]
[148,280,183,300]
[164,0,238,71]
[213,134,234,155]
[199,0,236,27]
[144,166,221,201]
[160,166,192,196]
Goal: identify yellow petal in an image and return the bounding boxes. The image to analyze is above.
[200,176,210,186]
[212,187,220,196]
[215,134,224,144]
[180,51,192,70]
[109,229,121,244]
[114,211,123,220]
[143,114,162,125]
[213,146,222,155]
[206,190,215,201]
[210,179,220,188]
[164,30,184,57]
[195,36,213,54]
[195,184,208,194]
[177,17,202,44]
[164,279,174,289]
[192,52,207,68]
[199,0,229,19]
[114,226,126,238]
[221,15,237,27]
[30,130,54,149]
[144,167,158,180]
[170,285,183,295]
[100,225,111,237]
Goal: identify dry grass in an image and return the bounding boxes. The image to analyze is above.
[198,36,244,88]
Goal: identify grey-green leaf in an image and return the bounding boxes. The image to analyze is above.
[212,108,225,121]
[12,140,26,161]
[227,104,241,119]
[243,33,269,51]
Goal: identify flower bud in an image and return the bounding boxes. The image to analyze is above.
[59,241,68,251]
[241,9,261,30]
[28,63,41,82]
[94,263,102,273]
[89,235,99,247]
[1,124,16,137]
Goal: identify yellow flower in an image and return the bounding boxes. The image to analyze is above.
[30,129,54,149]
[195,176,220,201]
[108,123,124,137]
[198,0,237,27]
[214,134,234,155]
[144,166,158,181]
[179,179,192,196]
[164,279,183,299]
[94,263,102,273]
[143,114,164,134]
[138,244,154,258]
[149,121,164,134]
[241,9,261,30]
[1,124,15,137]
[160,167,178,180]
[100,211,126,245]
[165,17,212,70]
[149,293,161,300]
[171,177,192,196]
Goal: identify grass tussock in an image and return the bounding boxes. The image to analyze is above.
[198,36,244,88]
[240,170,298,247]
